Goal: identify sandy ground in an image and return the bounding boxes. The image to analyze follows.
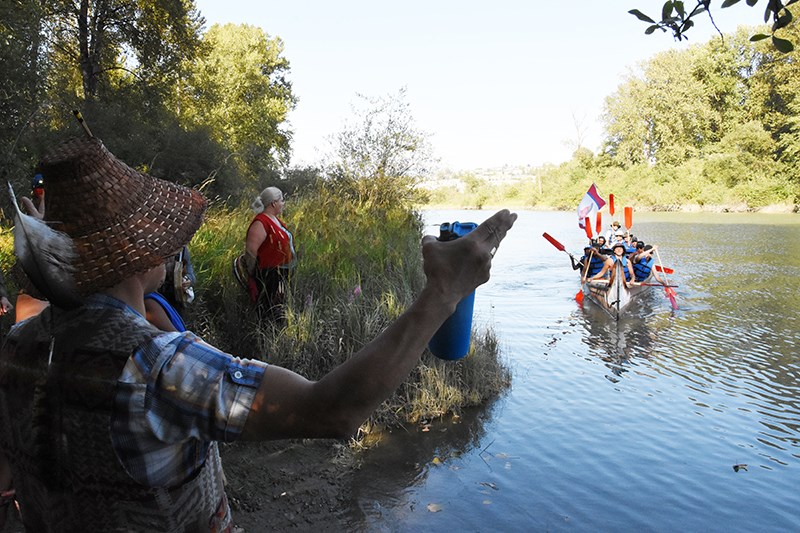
[0,440,357,532]
[221,439,359,532]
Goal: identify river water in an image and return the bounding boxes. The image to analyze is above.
[345,209,800,532]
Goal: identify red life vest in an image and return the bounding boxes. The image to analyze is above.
[251,213,294,269]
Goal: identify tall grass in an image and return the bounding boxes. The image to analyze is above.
[187,179,511,441]
[0,179,511,441]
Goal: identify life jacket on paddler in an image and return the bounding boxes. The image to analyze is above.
[610,243,632,282]
[634,255,655,282]
[583,251,605,278]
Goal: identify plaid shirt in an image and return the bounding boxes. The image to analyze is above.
[80,294,268,488]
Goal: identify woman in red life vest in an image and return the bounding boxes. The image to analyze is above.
[244,187,296,320]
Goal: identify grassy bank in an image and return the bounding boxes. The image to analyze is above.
[168,180,512,440]
[420,200,798,213]
[0,181,511,445]
[421,154,799,213]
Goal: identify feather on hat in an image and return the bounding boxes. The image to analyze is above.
[16,136,207,306]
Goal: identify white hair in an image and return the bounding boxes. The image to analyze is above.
[251,187,282,213]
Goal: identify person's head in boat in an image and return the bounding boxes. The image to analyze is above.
[612,242,626,257]
[612,221,621,230]
[583,245,595,257]
[597,236,606,248]
[613,230,625,242]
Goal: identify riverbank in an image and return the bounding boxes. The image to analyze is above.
[221,439,358,531]
[419,202,798,213]
[0,440,355,532]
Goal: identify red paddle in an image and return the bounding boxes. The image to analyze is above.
[665,287,678,308]
[595,211,602,235]
[624,206,633,231]
[584,217,592,239]
[609,194,615,216]
[543,233,585,305]
[655,247,678,310]
[542,232,566,252]
[655,265,674,275]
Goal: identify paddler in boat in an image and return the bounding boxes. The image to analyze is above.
[571,245,605,281]
[631,243,666,284]
[624,233,638,254]
[589,241,635,286]
[604,221,622,243]
[595,235,611,255]
[610,229,627,249]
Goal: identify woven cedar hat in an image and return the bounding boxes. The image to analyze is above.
[38,136,207,296]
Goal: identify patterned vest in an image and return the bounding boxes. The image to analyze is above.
[0,305,228,532]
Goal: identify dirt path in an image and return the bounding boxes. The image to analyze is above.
[0,440,359,532]
[221,440,360,531]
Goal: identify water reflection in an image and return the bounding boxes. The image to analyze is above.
[344,399,500,529]
[349,210,800,532]
[576,289,669,380]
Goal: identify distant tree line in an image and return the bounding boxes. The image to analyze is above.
[426,20,799,211]
[0,0,298,209]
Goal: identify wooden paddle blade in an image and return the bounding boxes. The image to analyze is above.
[584,217,592,239]
[609,194,615,216]
[542,232,565,252]
[624,206,633,230]
[576,290,584,304]
[595,211,602,234]
[655,265,675,274]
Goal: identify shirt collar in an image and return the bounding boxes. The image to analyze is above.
[85,292,146,321]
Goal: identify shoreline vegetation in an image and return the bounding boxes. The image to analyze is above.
[421,201,798,213]
[162,181,514,447]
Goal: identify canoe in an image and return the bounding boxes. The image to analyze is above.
[582,261,650,320]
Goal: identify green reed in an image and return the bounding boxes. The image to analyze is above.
[188,180,511,441]
[0,180,510,442]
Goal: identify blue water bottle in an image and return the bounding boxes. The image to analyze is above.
[428,221,478,360]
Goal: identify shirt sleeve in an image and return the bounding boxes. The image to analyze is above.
[117,331,267,444]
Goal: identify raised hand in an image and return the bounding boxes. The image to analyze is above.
[421,209,517,309]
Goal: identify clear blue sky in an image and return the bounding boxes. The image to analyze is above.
[194,1,758,170]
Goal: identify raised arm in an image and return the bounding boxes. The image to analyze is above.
[240,209,517,440]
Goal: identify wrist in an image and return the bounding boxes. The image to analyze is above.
[418,285,460,317]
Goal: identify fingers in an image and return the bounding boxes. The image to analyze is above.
[469,209,517,255]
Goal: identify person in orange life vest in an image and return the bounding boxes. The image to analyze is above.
[244,187,296,319]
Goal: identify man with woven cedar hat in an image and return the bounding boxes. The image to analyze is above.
[0,136,516,531]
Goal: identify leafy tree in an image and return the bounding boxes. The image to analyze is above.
[603,47,722,166]
[744,19,800,169]
[601,28,788,168]
[0,0,48,184]
[178,23,297,180]
[43,0,204,101]
[327,88,436,209]
[629,0,798,52]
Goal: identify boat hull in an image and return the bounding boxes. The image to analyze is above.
[582,262,648,319]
